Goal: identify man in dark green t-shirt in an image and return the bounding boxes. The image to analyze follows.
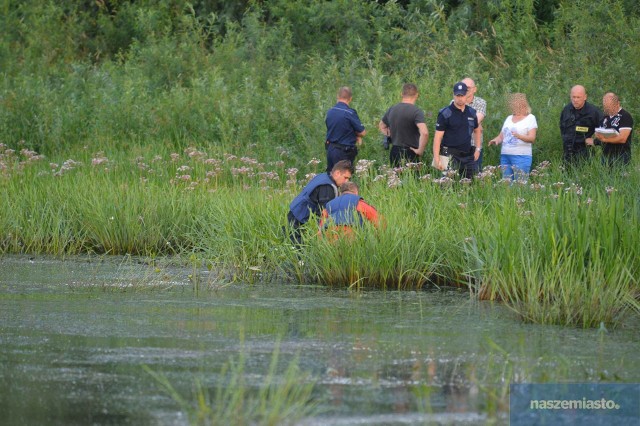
[379,83,429,167]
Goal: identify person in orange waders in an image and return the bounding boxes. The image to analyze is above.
[319,181,380,240]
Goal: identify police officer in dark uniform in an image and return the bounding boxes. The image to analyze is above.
[432,82,482,178]
[325,87,366,172]
[559,85,603,166]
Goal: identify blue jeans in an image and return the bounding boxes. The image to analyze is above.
[500,154,532,181]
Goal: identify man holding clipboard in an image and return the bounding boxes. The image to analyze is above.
[595,92,634,166]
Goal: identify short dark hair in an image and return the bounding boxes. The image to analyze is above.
[331,159,354,174]
[402,83,418,97]
[337,86,352,100]
[339,181,359,194]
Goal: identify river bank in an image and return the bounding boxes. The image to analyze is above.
[2,145,639,328]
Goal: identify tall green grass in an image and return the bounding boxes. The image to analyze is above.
[231,158,637,330]
[4,144,638,327]
[144,344,320,425]
[475,175,639,327]
[1,1,639,328]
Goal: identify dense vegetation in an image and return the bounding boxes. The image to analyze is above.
[1,0,638,160]
[1,0,639,328]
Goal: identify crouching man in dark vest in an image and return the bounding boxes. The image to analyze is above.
[286,160,354,245]
[319,181,380,240]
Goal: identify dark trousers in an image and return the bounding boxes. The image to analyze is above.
[285,211,304,246]
[476,149,484,171]
[602,152,630,167]
[450,153,479,179]
[390,145,420,168]
[563,143,593,166]
[326,144,357,172]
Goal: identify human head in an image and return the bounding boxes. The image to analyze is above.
[337,86,353,103]
[402,83,419,99]
[330,160,354,186]
[339,181,359,195]
[508,93,531,115]
[602,92,620,116]
[453,82,468,107]
[462,78,477,102]
[570,85,587,110]
[453,82,468,96]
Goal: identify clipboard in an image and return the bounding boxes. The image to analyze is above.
[595,127,618,136]
[431,155,450,170]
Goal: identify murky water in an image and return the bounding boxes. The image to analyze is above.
[1,256,638,425]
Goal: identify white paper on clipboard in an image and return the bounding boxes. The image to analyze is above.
[595,127,619,135]
[432,155,450,170]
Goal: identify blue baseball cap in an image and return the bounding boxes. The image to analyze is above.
[453,82,468,96]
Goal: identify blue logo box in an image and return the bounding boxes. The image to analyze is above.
[510,383,639,425]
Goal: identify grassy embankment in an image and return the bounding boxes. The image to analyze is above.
[1,144,638,328]
[1,0,639,327]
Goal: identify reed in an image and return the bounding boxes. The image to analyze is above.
[479,187,639,327]
[144,344,320,425]
[1,1,639,327]
[1,143,638,327]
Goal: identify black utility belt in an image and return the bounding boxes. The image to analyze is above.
[440,145,475,157]
[328,142,357,153]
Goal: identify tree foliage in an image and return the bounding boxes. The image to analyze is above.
[0,0,638,160]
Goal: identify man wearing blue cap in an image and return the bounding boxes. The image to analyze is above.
[433,82,482,178]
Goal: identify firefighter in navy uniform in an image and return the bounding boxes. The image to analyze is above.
[559,85,603,166]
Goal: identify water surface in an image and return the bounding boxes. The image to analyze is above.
[1,256,638,425]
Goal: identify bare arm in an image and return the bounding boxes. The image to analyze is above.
[432,130,445,170]
[473,126,482,161]
[488,131,504,145]
[597,128,631,144]
[410,123,429,156]
[378,120,390,137]
[512,128,537,143]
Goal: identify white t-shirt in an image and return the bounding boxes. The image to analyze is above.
[500,114,537,155]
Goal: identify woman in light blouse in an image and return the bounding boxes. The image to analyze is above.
[489,93,538,181]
